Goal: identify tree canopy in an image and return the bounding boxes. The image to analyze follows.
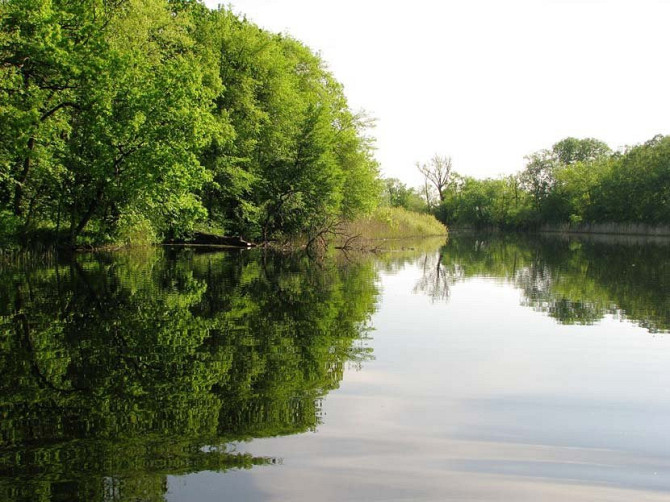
[0,0,380,247]
[435,135,670,229]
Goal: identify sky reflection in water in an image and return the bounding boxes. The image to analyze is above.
[1,234,669,501]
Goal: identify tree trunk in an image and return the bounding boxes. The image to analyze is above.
[70,186,105,245]
[14,137,35,217]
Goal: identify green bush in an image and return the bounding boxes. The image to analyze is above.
[115,212,159,247]
[0,211,21,249]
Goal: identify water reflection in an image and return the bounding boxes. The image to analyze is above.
[415,233,670,333]
[0,249,378,501]
[1,233,669,500]
[412,253,463,302]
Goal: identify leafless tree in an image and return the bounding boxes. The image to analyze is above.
[416,154,452,202]
[422,180,439,210]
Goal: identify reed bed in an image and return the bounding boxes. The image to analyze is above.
[341,207,447,240]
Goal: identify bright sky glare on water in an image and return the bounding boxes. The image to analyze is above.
[204,0,670,186]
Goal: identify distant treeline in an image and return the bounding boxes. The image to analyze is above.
[440,135,670,229]
[0,0,380,247]
[386,135,670,232]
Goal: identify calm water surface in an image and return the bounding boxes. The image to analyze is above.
[1,233,669,501]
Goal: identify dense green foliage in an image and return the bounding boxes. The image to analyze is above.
[435,135,670,230]
[0,0,380,247]
[380,178,428,213]
[0,248,378,500]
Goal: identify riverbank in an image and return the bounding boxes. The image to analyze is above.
[173,207,447,251]
[341,207,448,240]
[538,222,670,237]
[1,207,447,253]
[446,222,670,238]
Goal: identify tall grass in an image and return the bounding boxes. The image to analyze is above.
[342,207,447,240]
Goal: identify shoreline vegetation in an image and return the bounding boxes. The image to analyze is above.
[2,2,667,253]
[380,133,670,242]
[1,0,448,253]
[170,207,448,252]
[424,136,670,233]
[333,207,447,251]
[1,0,385,251]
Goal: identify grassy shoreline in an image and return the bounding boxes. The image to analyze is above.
[341,207,448,240]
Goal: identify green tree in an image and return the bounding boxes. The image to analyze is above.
[61,0,221,243]
[519,149,559,214]
[551,137,611,165]
[1,1,381,247]
[381,178,426,212]
[0,0,115,228]
[518,137,613,224]
[590,135,670,224]
[197,9,379,240]
[437,173,532,229]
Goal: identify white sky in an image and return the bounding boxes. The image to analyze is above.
[204,0,670,186]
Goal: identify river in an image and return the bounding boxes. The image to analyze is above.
[1,232,669,501]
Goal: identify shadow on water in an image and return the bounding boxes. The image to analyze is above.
[0,247,381,501]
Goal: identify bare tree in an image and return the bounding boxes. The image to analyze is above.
[421,180,439,210]
[416,154,452,202]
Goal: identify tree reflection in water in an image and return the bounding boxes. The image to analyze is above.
[413,252,464,302]
[0,248,379,501]
[421,233,670,332]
